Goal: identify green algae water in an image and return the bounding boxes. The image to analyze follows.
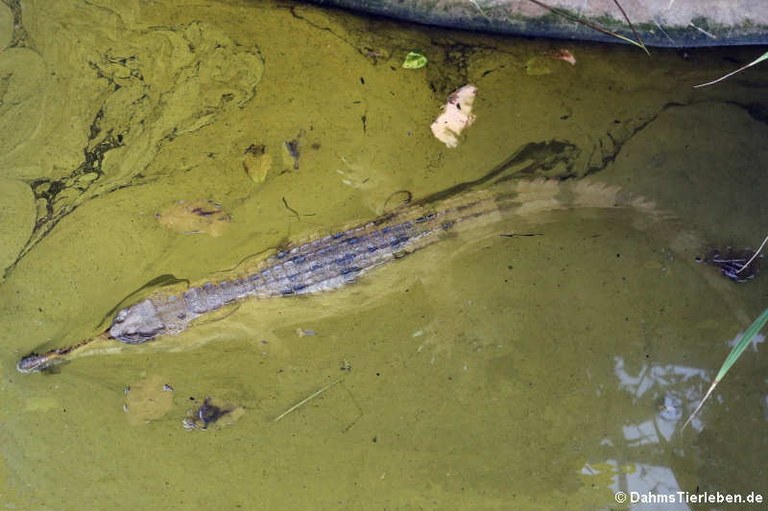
[0,1,766,509]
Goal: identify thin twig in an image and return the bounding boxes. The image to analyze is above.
[467,0,492,21]
[610,0,648,54]
[526,0,648,53]
[273,378,343,422]
[282,196,300,219]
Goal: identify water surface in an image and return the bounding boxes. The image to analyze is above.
[0,1,766,509]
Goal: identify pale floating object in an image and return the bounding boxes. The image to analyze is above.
[551,48,576,65]
[242,143,272,183]
[430,84,477,148]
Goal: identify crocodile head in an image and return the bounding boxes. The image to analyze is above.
[17,351,62,373]
[109,299,166,344]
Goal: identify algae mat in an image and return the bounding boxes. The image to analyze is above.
[0,0,766,509]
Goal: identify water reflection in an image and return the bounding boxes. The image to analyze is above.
[614,355,707,437]
[586,328,768,510]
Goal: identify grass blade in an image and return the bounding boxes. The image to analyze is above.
[682,308,768,430]
[694,51,768,88]
[714,309,768,382]
[609,0,648,54]
[526,0,649,54]
[735,232,768,276]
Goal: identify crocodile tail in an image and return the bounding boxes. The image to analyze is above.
[495,178,752,320]
[493,178,657,218]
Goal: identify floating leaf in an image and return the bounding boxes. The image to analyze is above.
[525,56,552,76]
[156,199,231,237]
[402,51,428,69]
[430,84,477,148]
[243,143,272,183]
[551,49,576,65]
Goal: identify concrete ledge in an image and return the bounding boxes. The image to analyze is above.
[306,0,768,47]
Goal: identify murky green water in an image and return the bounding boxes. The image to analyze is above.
[1,1,766,509]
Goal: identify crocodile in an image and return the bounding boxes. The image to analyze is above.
[17,140,651,373]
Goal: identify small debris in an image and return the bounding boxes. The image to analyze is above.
[658,393,682,421]
[284,139,301,170]
[363,47,390,65]
[156,199,231,237]
[697,247,761,282]
[183,397,229,431]
[296,327,317,337]
[182,396,243,431]
[282,129,306,171]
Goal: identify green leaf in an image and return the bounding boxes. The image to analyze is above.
[402,51,428,69]
[714,308,768,382]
